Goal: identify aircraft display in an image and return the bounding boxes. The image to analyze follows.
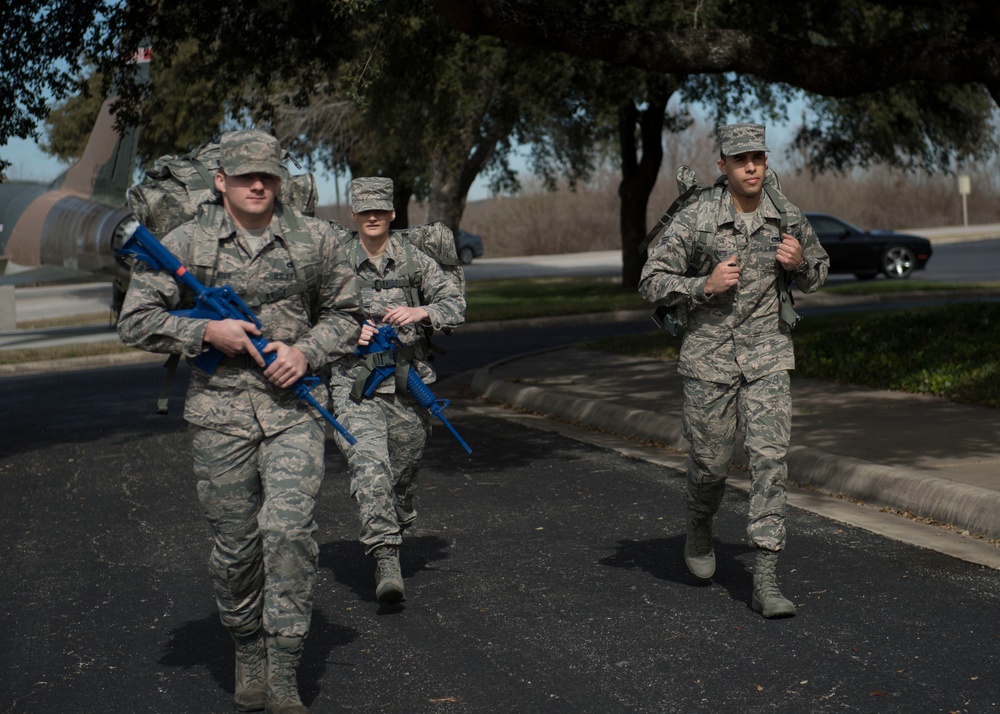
[0,48,151,315]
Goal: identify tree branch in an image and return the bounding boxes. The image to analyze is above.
[435,0,1000,99]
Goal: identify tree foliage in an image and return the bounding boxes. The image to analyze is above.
[435,0,1000,169]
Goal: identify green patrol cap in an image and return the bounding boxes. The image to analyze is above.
[219,130,282,178]
[718,123,769,156]
[352,177,394,212]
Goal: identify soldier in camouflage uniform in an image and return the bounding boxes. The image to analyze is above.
[638,123,829,619]
[118,130,363,713]
[329,177,465,605]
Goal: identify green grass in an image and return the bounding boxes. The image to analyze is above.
[794,303,1000,407]
[7,278,1000,408]
[580,303,1000,408]
[823,280,1000,296]
[465,277,647,322]
[1,341,137,365]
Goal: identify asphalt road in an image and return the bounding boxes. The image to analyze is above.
[3,321,1000,713]
[3,239,1000,712]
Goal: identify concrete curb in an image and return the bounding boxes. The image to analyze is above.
[0,349,163,377]
[470,353,1000,542]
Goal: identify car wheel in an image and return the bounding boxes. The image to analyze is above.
[459,246,475,265]
[881,245,916,279]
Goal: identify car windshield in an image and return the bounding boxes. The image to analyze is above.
[807,213,864,236]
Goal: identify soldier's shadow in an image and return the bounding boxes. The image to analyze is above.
[319,534,451,606]
[598,536,753,606]
[158,609,357,708]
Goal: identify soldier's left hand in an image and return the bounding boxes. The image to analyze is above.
[383,305,429,327]
[775,234,804,271]
[262,341,308,389]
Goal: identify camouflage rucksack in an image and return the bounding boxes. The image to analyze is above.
[640,165,801,335]
[333,218,465,361]
[332,219,466,309]
[127,141,318,238]
[127,140,322,414]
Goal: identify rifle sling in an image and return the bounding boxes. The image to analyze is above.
[350,344,418,402]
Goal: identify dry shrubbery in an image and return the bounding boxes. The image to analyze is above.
[455,163,1000,259]
[321,123,1000,259]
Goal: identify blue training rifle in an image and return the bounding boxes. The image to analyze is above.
[117,221,356,445]
[355,323,472,454]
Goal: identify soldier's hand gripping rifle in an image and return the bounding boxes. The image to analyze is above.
[117,221,356,445]
[355,323,472,454]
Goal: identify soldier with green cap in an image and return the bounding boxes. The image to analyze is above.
[118,129,363,712]
[638,123,830,618]
[328,176,465,605]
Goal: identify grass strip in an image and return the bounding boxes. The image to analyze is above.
[580,302,1000,408]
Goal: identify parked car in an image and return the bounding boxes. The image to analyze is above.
[803,212,933,280]
[457,228,485,264]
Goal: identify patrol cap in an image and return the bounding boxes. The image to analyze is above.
[351,177,394,212]
[219,130,282,178]
[718,123,769,156]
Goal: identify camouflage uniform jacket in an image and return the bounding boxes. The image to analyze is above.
[330,231,466,392]
[117,203,363,438]
[639,187,829,383]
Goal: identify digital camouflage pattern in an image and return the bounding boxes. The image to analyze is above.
[638,175,829,552]
[128,141,318,240]
[193,419,325,636]
[118,203,363,438]
[118,200,363,637]
[638,188,828,383]
[683,372,791,550]
[333,232,466,389]
[220,129,282,177]
[330,230,465,554]
[717,122,769,156]
[331,390,430,554]
[351,176,394,212]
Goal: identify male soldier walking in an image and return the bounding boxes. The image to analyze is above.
[329,177,465,604]
[118,130,362,712]
[638,123,829,618]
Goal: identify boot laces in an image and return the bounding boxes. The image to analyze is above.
[236,637,266,683]
[269,657,300,701]
[689,517,712,556]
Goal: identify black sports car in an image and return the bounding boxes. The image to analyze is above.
[803,212,933,280]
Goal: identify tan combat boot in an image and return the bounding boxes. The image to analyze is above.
[683,511,716,579]
[231,623,266,712]
[373,545,405,604]
[752,549,797,618]
[265,635,309,714]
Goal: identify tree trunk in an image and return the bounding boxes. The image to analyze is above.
[427,116,507,241]
[617,84,670,290]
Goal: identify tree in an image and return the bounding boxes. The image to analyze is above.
[0,0,122,175]
[9,0,998,278]
[43,43,226,166]
[434,0,1000,283]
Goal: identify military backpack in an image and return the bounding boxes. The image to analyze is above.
[126,139,324,412]
[640,165,802,335]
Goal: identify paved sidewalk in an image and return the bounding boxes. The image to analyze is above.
[469,346,1000,543]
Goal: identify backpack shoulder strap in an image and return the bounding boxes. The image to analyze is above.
[188,202,226,287]
[687,181,727,276]
[762,181,802,328]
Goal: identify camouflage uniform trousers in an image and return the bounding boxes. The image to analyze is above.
[192,418,326,638]
[331,388,431,555]
[681,370,792,552]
